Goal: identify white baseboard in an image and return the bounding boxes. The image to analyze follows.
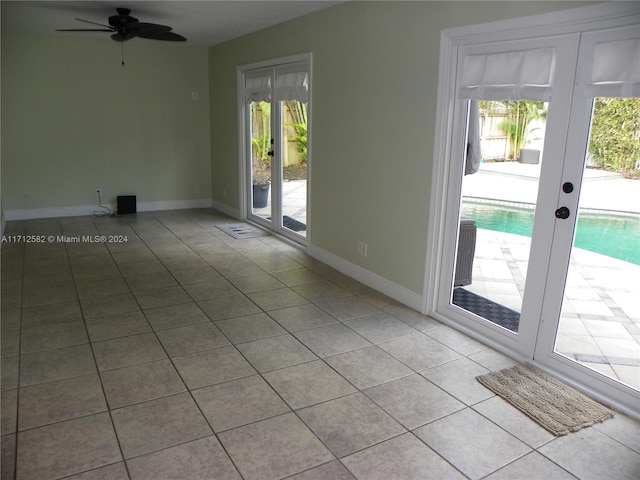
[4,199,213,221]
[308,244,424,311]
[138,199,212,212]
[5,204,101,221]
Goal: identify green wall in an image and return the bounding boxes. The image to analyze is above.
[1,33,211,213]
[209,1,595,294]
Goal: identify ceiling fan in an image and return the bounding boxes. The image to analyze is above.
[56,7,186,42]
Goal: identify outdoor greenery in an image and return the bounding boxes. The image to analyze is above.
[251,102,272,165]
[251,101,308,164]
[486,100,547,161]
[479,98,640,177]
[250,101,309,184]
[284,101,308,163]
[252,157,271,185]
[588,97,640,177]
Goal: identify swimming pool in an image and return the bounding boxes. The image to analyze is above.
[461,202,640,265]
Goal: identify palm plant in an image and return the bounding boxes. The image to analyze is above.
[498,101,546,160]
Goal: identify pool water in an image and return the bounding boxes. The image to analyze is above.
[461,202,640,266]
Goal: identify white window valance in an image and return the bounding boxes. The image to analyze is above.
[244,70,309,103]
[585,38,640,98]
[244,74,271,103]
[274,71,309,103]
[458,47,556,101]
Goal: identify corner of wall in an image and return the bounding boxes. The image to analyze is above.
[210,199,242,220]
[308,243,424,311]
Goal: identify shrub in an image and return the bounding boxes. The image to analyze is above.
[588,98,640,177]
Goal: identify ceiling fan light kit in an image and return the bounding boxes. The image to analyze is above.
[56,7,187,43]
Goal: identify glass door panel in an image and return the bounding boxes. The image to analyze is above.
[452,100,548,334]
[243,59,309,245]
[280,100,308,237]
[249,101,272,223]
[434,15,638,413]
[554,97,640,390]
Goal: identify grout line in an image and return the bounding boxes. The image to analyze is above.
[4,209,639,480]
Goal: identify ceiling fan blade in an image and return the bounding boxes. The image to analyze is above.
[57,29,114,32]
[136,31,187,42]
[75,18,114,30]
[126,22,171,34]
[57,8,186,44]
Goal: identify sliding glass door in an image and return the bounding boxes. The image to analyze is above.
[242,59,310,244]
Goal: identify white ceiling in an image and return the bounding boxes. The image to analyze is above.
[1,0,345,47]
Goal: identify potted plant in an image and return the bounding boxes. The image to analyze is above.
[252,156,271,208]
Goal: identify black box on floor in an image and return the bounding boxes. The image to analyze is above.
[117,195,137,215]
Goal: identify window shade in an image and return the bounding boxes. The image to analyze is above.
[244,75,271,103]
[585,38,640,98]
[458,47,556,101]
[274,71,309,103]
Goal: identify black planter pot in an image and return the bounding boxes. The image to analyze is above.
[252,183,270,208]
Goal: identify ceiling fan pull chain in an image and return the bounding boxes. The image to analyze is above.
[121,42,125,67]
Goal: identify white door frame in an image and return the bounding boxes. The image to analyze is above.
[434,33,581,359]
[423,3,640,416]
[237,53,312,246]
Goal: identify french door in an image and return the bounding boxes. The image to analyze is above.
[241,58,310,244]
[534,25,640,407]
[430,12,639,415]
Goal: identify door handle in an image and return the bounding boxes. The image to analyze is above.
[555,207,570,219]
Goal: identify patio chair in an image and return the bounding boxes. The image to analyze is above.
[454,219,476,287]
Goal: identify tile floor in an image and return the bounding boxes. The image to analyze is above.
[1,209,639,480]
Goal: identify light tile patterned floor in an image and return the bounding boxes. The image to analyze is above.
[1,209,639,479]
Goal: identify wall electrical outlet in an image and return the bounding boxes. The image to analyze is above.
[357,241,368,258]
